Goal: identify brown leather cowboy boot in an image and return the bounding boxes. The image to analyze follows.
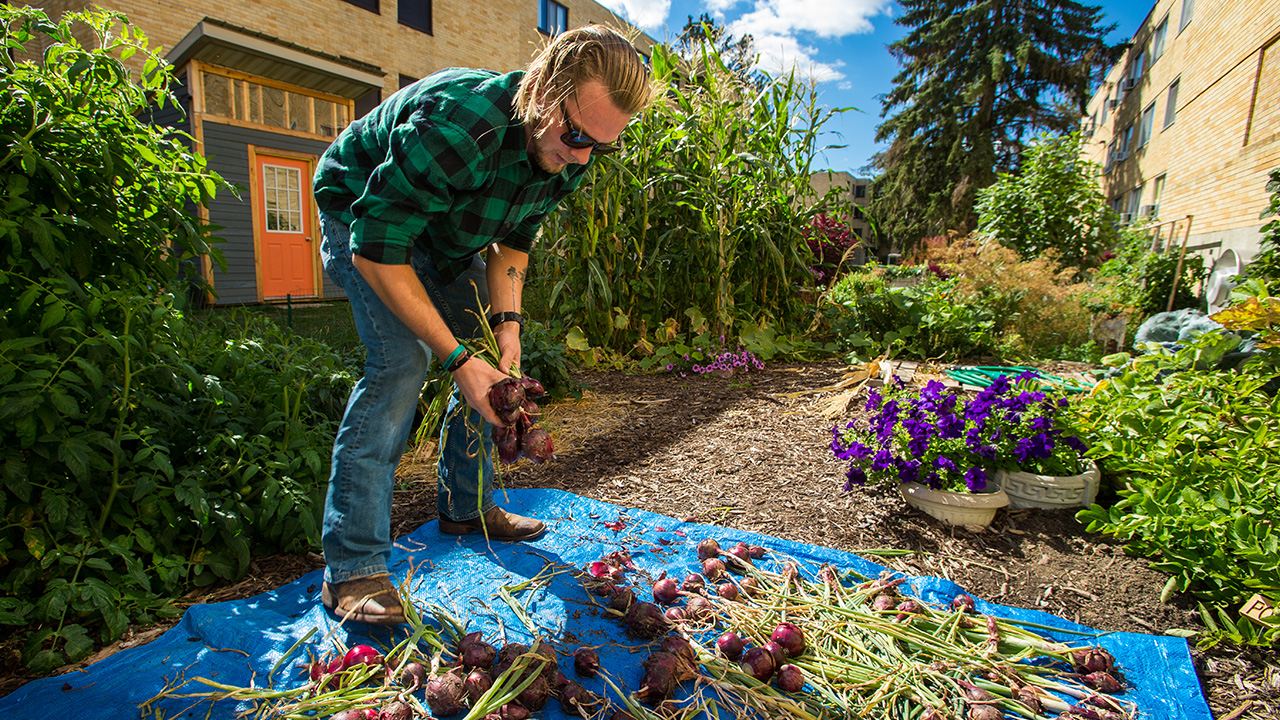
[438,506,545,541]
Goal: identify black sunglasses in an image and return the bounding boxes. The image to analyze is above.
[559,99,622,155]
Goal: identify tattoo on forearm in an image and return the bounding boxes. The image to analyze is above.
[506,266,525,307]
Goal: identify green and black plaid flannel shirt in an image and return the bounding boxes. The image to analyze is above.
[314,68,592,284]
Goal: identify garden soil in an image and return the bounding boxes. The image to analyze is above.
[2,360,1276,719]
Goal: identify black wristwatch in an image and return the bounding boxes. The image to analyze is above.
[488,311,525,333]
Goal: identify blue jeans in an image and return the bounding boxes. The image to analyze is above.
[319,213,496,584]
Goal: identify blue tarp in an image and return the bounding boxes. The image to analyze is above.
[0,489,1211,719]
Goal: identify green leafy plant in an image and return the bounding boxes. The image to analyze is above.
[0,7,352,670]
[1239,168,1280,292]
[973,132,1119,272]
[534,38,848,357]
[826,270,997,361]
[1072,331,1280,646]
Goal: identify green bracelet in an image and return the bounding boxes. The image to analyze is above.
[442,345,465,371]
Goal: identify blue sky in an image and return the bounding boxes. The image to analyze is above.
[599,0,1154,176]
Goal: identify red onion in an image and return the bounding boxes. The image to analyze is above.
[724,543,752,570]
[747,545,767,559]
[307,660,327,682]
[573,647,599,677]
[608,586,637,612]
[636,662,675,704]
[775,664,804,693]
[330,709,378,720]
[559,681,604,716]
[1015,686,1043,713]
[1080,671,1124,693]
[762,641,787,668]
[499,703,530,720]
[664,606,685,621]
[496,643,530,666]
[516,674,551,711]
[895,599,921,622]
[520,428,553,463]
[683,595,714,621]
[464,668,492,703]
[871,594,896,612]
[717,582,739,601]
[702,558,726,581]
[399,661,429,692]
[968,706,1003,720]
[652,578,679,604]
[696,538,721,559]
[611,712,636,720]
[587,561,616,578]
[920,708,946,720]
[380,699,413,720]
[680,573,705,593]
[463,639,497,669]
[739,577,760,597]
[957,680,992,701]
[770,622,805,657]
[951,594,977,613]
[1085,693,1126,712]
[548,668,569,697]
[659,637,697,679]
[624,601,672,639]
[716,631,746,660]
[425,669,468,717]
[1071,647,1116,674]
[342,645,382,669]
[739,646,776,681]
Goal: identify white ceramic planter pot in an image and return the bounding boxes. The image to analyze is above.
[899,482,1009,527]
[997,460,1100,510]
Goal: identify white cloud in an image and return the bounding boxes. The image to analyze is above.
[749,32,846,82]
[596,0,672,30]
[725,0,890,83]
[704,0,745,13]
[731,0,887,39]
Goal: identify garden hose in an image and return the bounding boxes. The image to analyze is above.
[944,365,1095,394]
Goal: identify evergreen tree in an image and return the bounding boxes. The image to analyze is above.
[870,0,1119,251]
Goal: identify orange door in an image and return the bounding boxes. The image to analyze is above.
[255,154,315,298]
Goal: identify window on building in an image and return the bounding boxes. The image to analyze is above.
[1153,15,1168,60]
[1111,196,1125,222]
[539,0,568,35]
[1150,173,1167,217]
[1139,102,1155,147]
[398,0,431,34]
[1127,185,1144,219]
[1119,123,1134,157]
[355,89,381,119]
[853,206,864,220]
[399,74,419,89]
[1105,138,1116,173]
[1179,0,1194,32]
[340,0,379,13]
[854,183,866,198]
[1164,77,1180,128]
[200,67,350,137]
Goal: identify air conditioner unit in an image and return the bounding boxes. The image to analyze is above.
[1107,99,1119,109]
[1110,150,1129,163]
[1122,77,1138,91]
[1139,204,1158,216]
[1119,212,1134,224]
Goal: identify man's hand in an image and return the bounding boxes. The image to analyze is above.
[494,323,522,376]
[452,357,513,426]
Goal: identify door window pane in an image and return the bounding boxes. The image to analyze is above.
[263,165,303,233]
[203,73,232,116]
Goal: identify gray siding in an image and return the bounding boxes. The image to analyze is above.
[202,123,344,304]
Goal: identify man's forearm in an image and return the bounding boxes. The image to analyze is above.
[486,244,528,316]
[353,255,460,356]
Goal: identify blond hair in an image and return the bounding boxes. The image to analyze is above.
[515,24,654,134]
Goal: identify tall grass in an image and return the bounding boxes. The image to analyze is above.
[533,40,850,355]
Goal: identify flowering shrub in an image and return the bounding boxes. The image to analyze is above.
[831,373,1087,493]
[665,345,765,378]
[804,213,859,286]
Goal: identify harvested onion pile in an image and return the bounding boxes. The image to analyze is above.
[586,540,1138,720]
[488,376,552,464]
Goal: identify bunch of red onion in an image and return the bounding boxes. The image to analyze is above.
[489,376,552,463]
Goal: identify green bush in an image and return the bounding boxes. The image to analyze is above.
[1072,332,1280,646]
[826,269,997,361]
[0,7,353,671]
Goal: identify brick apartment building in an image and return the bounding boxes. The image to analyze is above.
[1082,0,1280,283]
[27,0,654,304]
[808,170,875,264]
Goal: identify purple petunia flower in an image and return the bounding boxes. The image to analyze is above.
[964,467,988,492]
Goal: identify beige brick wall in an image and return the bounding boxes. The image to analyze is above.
[1082,0,1280,265]
[20,0,655,100]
